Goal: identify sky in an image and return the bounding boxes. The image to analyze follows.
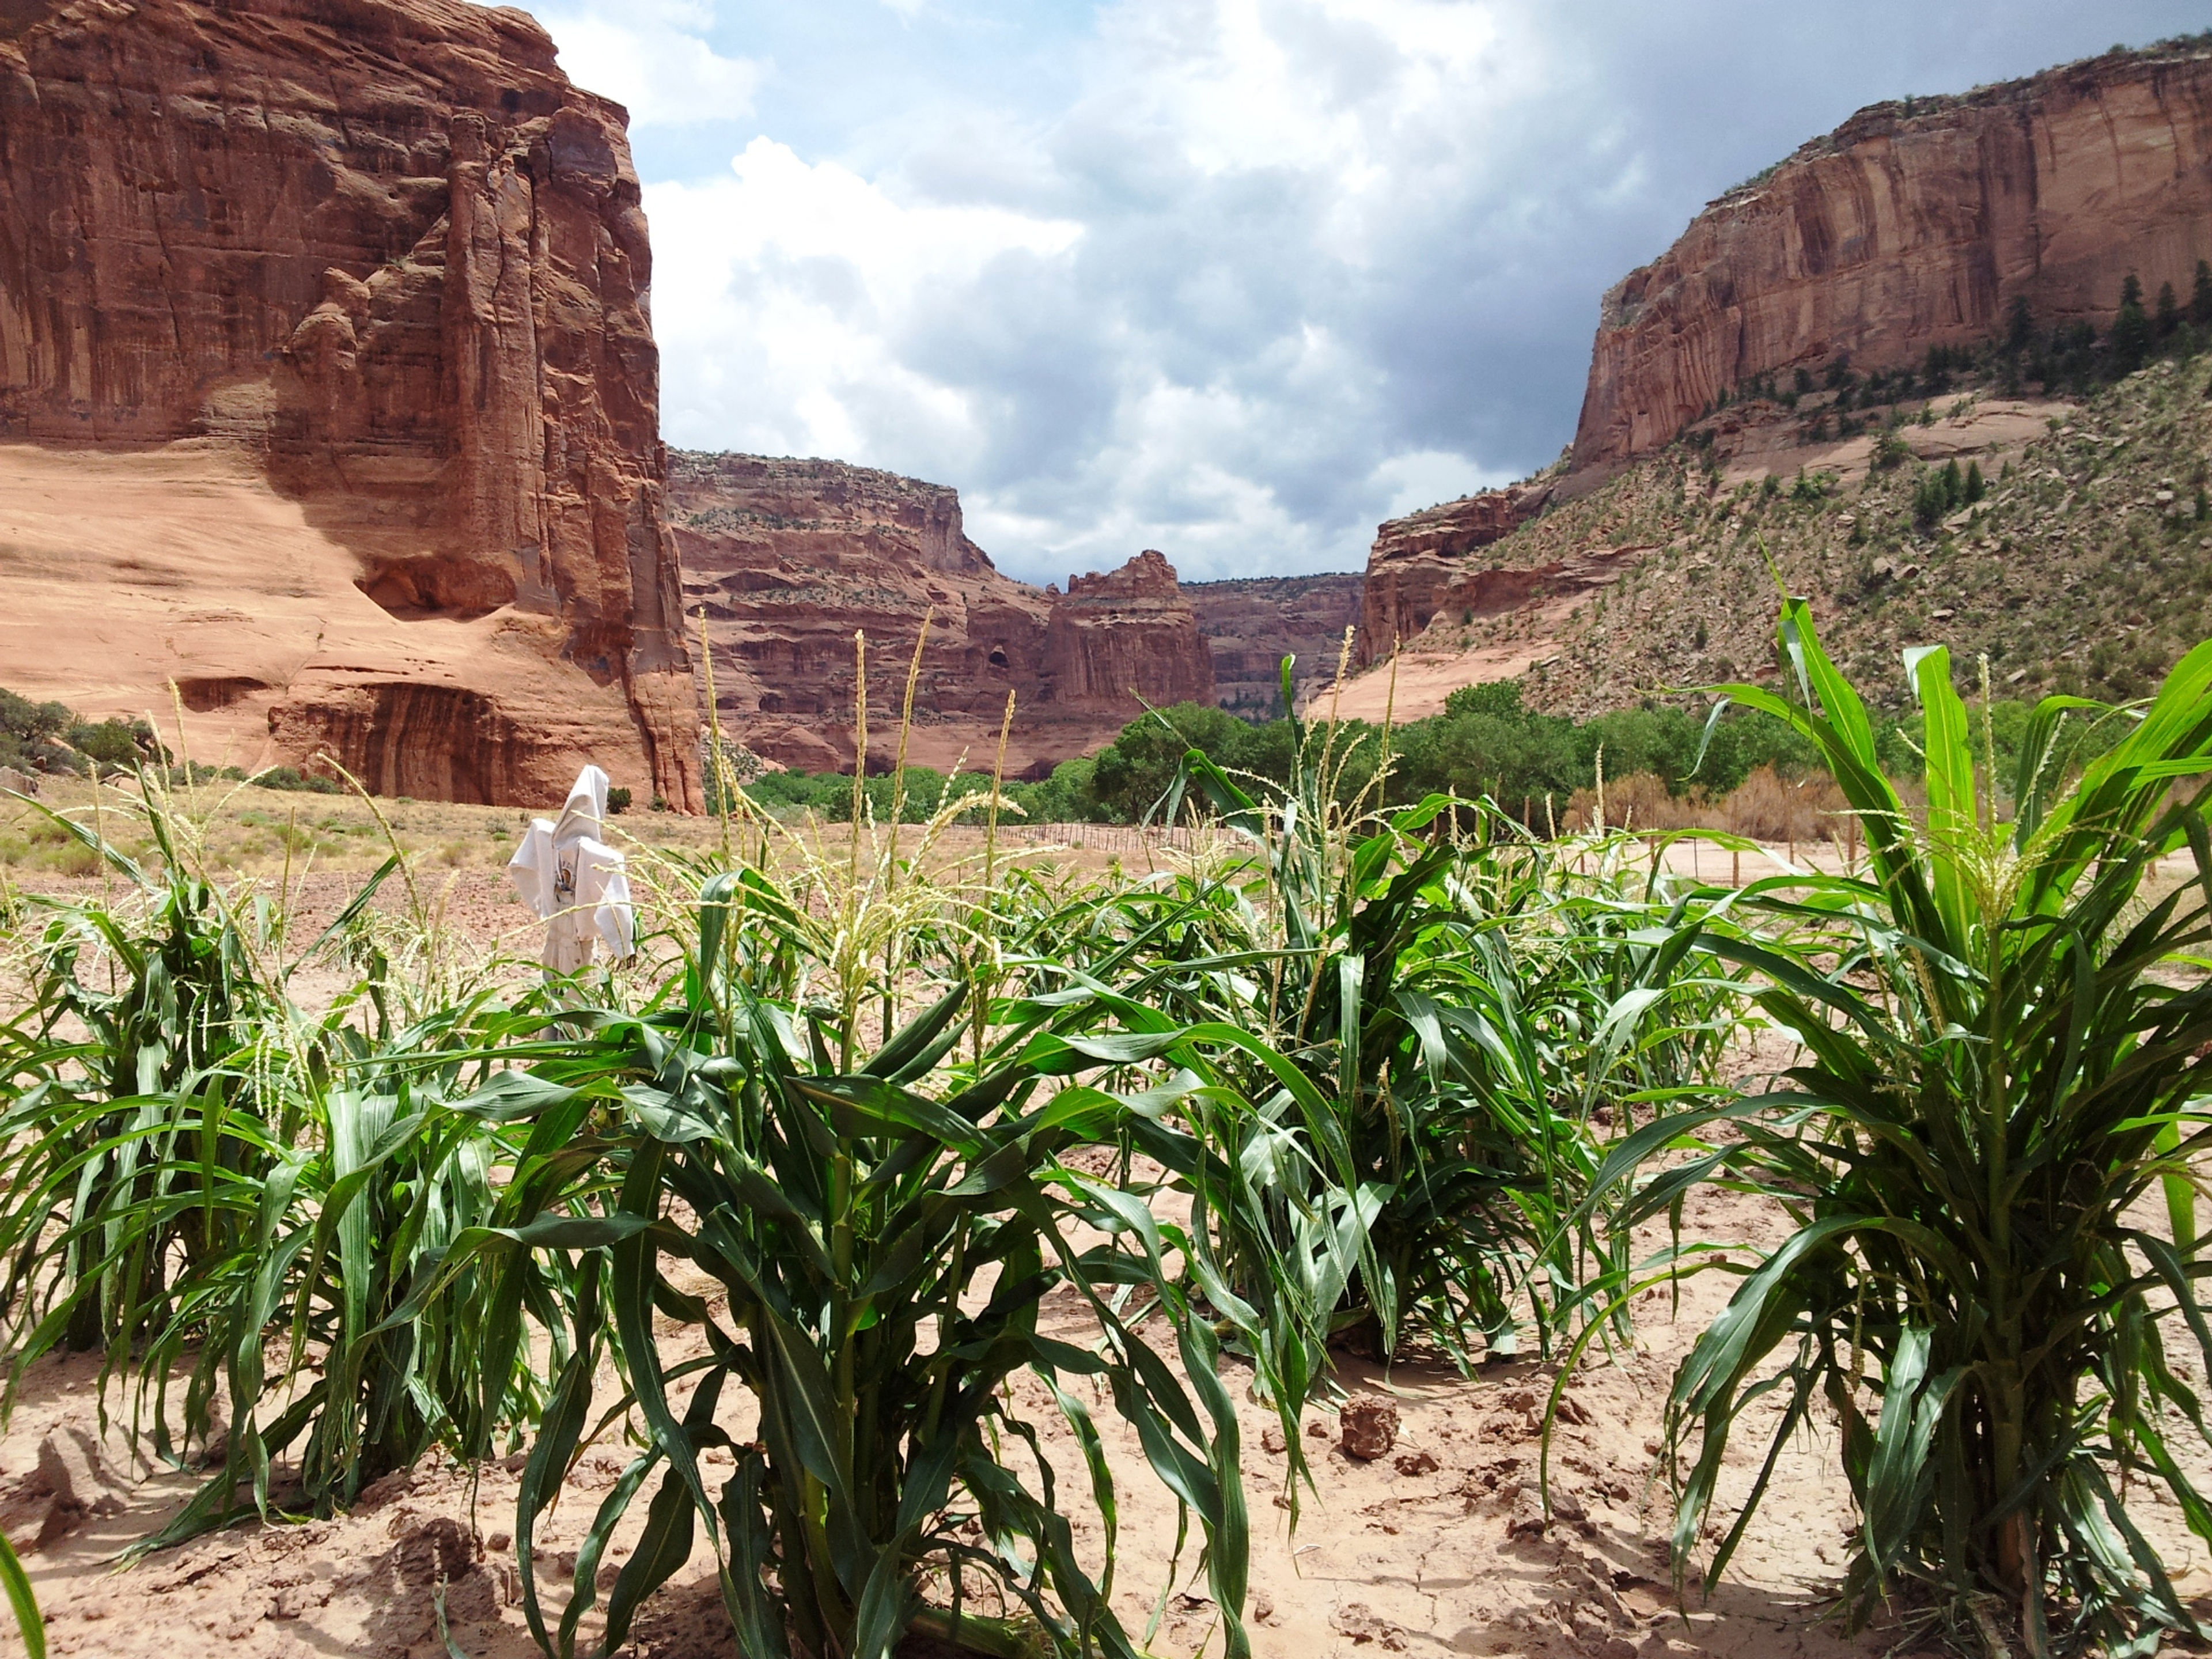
[512,0,2209,586]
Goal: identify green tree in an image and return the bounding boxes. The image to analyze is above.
[1006,756,1100,823]
[2192,259,2212,328]
[2154,279,2181,340]
[2109,272,2151,374]
[1088,702,1250,821]
[1442,679,1526,719]
[0,688,75,775]
[65,717,151,772]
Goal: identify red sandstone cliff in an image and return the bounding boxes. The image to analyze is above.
[1042,550,1214,715]
[1347,37,2212,704]
[1186,573,1365,715]
[1356,480,1554,666]
[670,454,1213,776]
[1573,37,2212,470]
[0,0,700,808]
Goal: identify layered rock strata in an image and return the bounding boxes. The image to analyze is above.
[1357,481,1555,666]
[670,454,1214,775]
[0,0,700,807]
[1573,36,2212,471]
[1042,551,1213,714]
[1186,574,1366,715]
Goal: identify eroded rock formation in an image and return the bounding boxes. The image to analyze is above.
[1043,551,1213,714]
[671,454,1214,775]
[0,0,699,807]
[1357,481,1555,666]
[1573,36,2212,471]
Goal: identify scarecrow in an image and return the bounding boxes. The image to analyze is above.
[507,764,634,971]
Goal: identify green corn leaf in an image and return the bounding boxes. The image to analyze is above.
[0,1528,43,1659]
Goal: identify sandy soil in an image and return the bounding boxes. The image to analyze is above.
[1313,600,1585,726]
[5,819,2209,1659]
[0,1175,1908,1659]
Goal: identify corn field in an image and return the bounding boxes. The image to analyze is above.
[1,610,2210,1659]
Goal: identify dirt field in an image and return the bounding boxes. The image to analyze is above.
[0,1179,1909,1659]
[2,791,2208,1659]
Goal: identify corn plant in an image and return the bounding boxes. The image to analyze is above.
[465,855,1282,1659]
[0,1533,37,1659]
[1169,660,1737,1364]
[0,792,300,1357]
[128,993,601,1547]
[0,782,581,1543]
[1603,599,2212,1656]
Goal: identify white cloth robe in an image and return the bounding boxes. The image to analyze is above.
[507,765,635,971]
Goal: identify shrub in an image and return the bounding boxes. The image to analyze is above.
[1912,459,1971,528]
[250,765,340,795]
[604,785,631,814]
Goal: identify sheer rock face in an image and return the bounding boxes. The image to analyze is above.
[1357,482,1555,666]
[1573,38,2212,471]
[1043,550,1213,714]
[0,0,699,808]
[1185,573,1366,715]
[670,454,1214,777]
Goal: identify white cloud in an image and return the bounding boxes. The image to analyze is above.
[635,0,1547,581]
[1371,450,1513,522]
[649,138,1082,468]
[536,0,762,127]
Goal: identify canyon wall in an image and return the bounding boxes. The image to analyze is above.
[1186,574,1365,714]
[1573,37,2212,470]
[0,0,700,807]
[670,453,1213,777]
[1344,36,2212,717]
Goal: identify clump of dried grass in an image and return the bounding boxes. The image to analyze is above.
[1562,763,1848,845]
